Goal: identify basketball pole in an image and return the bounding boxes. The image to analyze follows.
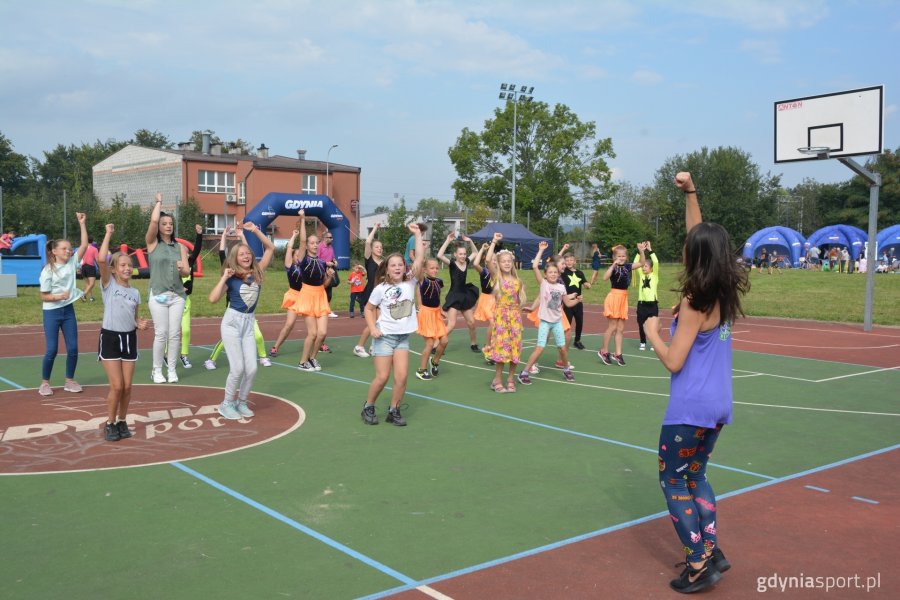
[837,157,881,332]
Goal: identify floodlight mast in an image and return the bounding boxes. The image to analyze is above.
[498,83,534,223]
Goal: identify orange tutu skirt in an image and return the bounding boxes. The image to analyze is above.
[526,308,570,331]
[473,292,496,322]
[281,288,303,311]
[294,284,331,317]
[604,288,629,320]
[417,305,448,339]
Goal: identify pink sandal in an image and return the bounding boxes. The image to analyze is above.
[490,380,507,393]
[506,381,516,393]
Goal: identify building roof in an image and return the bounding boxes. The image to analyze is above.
[154,146,360,173]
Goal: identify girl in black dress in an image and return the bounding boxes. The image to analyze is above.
[436,232,480,352]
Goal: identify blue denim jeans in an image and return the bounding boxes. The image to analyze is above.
[42,303,79,380]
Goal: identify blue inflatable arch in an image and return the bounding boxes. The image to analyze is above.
[243,193,351,269]
[876,224,900,257]
[805,225,867,261]
[742,226,806,267]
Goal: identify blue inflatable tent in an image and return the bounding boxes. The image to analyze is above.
[805,225,867,261]
[742,226,806,267]
[876,224,900,257]
[1,234,48,285]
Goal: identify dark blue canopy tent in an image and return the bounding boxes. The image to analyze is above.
[806,225,867,261]
[468,223,552,267]
[243,193,351,269]
[742,226,806,267]
[876,224,900,257]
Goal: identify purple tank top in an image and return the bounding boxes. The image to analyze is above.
[662,317,734,428]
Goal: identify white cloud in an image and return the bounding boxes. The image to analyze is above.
[676,0,829,31]
[631,69,663,85]
[740,39,782,64]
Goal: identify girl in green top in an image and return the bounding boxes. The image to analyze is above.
[145,193,190,384]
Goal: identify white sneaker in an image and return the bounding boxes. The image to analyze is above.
[529,364,540,374]
[167,370,179,383]
[38,382,53,396]
[309,357,322,371]
[152,368,166,384]
[259,357,272,367]
[328,312,338,318]
[353,345,370,358]
[204,359,216,370]
[639,343,646,351]
[235,400,255,418]
[218,400,241,420]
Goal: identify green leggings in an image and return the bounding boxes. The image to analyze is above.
[209,320,266,361]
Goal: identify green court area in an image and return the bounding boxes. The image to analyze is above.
[1,330,898,599]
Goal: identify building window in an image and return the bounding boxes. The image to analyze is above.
[238,181,246,204]
[302,174,317,194]
[198,170,235,194]
[205,213,236,235]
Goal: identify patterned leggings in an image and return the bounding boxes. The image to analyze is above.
[658,424,722,562]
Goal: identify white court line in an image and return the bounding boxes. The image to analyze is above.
[734,320,900,339]
[813,365,900,383]
[417,586,455,600]
[420,353,900,417]
[732,369,817,383]
[733,338,900,351]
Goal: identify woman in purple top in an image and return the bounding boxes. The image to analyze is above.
[644,172,750,594]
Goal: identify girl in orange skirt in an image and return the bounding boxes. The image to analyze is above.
[268,228,304,357]
[597,242,647,367]
[293,209,335,372]
[471,243,497,361]
[414,258,448,380]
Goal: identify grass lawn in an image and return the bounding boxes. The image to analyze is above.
[2,263,898,326]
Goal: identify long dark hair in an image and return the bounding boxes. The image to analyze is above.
[677,222,750,326]
[157,211,175,244]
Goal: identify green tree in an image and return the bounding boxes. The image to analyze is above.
[133,129,173,149]
[649,146,782,259]
[448,100,616,237]
[590,203,651,253]
[379,199,411,255]
[0,132,33,196]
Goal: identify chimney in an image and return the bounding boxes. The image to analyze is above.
[178,141,196,151]
[297,149,307,160]
[201,132,211,154]
[211,143,222,156]
[257,143,269,158]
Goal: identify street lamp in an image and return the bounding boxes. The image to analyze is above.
[498,83,534,223]
[325,144,339,198]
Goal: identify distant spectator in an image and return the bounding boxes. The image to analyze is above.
[828,247,838,271]
[840,247,850,273]
[318,229,339,318]
[807,245,820,270]
[80,237,99,302]
[0,230,15,255]
[405,223,428,265]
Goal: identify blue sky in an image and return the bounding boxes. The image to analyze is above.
[1,0,897,215]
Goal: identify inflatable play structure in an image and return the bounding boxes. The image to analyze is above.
[0,233,48,285]
[876,224,900,257]
[742,226,806,267]
[243,193,350,269]
[805,225,867,261]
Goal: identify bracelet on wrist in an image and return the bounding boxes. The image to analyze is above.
[683,189,697,194]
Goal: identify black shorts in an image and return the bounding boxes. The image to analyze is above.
[81,264,98,278]
[98,328,138,361]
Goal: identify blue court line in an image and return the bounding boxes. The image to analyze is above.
[804,485,831,493]
[0,374,25,389]
[271,361,775,481]
[852,496,880,505]
[169,461,418,587]
[359,442,900,599]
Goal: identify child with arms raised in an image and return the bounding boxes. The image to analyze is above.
[484,233,526,392]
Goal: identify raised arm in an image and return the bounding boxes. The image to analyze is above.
[485,232,502,278]
[408,223,425,280]
[145,193,163,251]
[630,242,648,269]
[675,172,701,233]
[532,241,548,284]
[364,222,380,259]
[461,235,478,260]
[243,221,276,271]
[98,223,114,288]
[436,232,454,266]
[296,209,308,262]
[74,212,89,262]
[188,224,204,266]
[471,242,488,270]
[284,230,299,268]
[557,242,570,257]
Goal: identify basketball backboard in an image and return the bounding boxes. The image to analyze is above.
[774,85,884,163]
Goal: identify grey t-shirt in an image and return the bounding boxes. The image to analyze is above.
[102,278,141,332]
[149,241,186,297]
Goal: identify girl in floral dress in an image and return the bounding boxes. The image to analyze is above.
[484,233,526,393]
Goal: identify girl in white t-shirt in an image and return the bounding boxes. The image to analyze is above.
[38,212,89,397]
[361,224,424,427]
[97,224,150,442]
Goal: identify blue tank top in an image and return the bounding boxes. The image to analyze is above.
[478,267,493,294]
[225,275,260,314]
[663,317,733,428]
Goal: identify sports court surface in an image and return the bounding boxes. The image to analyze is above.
[1,306,897,599]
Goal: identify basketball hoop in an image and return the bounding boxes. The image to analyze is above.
[797,146,832,160]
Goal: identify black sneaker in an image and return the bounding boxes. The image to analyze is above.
[431,347,437,355]
[598,350,612,365]
[670,560,721,594]
[613,353,626,366]
[415,368,432,381]
[116,420,132,439]
[573,340,585,350]
[429,357,439,377]
[710,547,731,573]
[386,408,407,426]
[361,403,378,425]
[104,422,121,442]
[470,344,480,353]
